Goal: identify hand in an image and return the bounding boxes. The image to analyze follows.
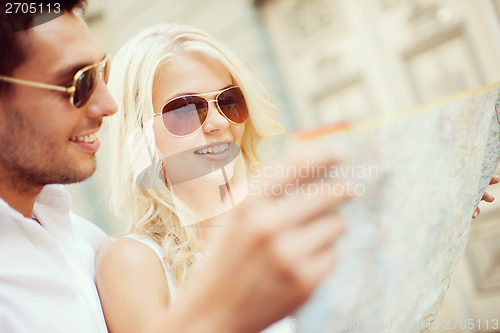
[154,147,350,333]
[473,175,499,218]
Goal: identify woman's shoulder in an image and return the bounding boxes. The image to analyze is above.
[95,237,173,332]
[97,236,163,273]
[96,234,178,302]
[96,236,170,290]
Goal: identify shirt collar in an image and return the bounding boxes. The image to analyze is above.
[0,184,72,223]
[34,184,72,211]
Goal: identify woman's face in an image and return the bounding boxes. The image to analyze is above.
[152,55,246,186]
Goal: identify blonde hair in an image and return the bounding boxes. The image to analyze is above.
[103,23,284,285]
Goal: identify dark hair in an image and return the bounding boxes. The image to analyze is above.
[0,0,87,94]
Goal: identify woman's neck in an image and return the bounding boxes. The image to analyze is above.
[171,182,232,233]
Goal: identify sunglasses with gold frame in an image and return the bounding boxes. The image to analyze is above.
[0,55,110,108]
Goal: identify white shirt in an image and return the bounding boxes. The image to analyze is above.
[0,184,108,333]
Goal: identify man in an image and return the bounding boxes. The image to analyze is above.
[0,1,116,331]
[0,1,349,332]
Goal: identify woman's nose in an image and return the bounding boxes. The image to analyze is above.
[202,100,229,134]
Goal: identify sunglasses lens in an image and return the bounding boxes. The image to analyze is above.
[73,67,97,108]
[218,87,248,123]
[162,96,208,136]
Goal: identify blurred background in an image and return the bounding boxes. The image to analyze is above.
[67,0,500,331]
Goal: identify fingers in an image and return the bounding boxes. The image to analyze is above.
[476,176,499,219]
[481,192,495,202]
[273,214,346,259]
[273,178,352,228]
[256,146,344,197]
[296,248,337,292]
[472,207,480,219]
[246,148,354,233]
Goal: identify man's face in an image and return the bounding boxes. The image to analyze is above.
[0,12,117,189]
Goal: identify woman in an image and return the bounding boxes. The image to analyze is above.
[97,22,500,333]
[96,23,295,333]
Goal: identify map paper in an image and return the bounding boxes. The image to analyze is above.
[294,85,500,333]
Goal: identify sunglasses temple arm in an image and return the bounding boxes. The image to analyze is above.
[0,75,73,93]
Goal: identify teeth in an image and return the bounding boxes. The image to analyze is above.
[70,133,97,143]
[195,143,229,155]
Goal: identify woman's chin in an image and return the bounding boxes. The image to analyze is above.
[169,161,235,189]
[194,162,236,186]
